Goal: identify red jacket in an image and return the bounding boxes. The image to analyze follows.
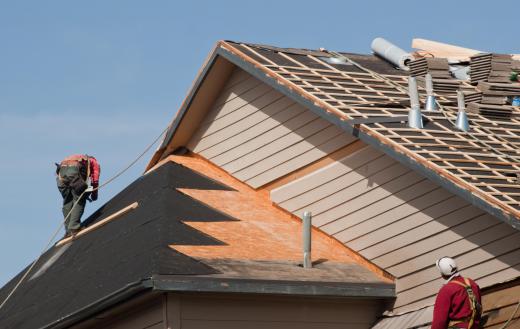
[60,154,100,185]
[432,276,481,329]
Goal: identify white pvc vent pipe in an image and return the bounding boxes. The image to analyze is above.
[371,37,413,71]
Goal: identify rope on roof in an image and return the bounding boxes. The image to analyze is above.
[0,125,169,313]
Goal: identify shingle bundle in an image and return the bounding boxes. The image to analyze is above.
[408,58,451,79]
[466,81,520,119]
[469,53,513,84]
[416,76,460,92]
[467,103,514,119]
[478,81,520,95]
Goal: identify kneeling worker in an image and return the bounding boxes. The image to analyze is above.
[432,257,482,329]
[56,154,100,237]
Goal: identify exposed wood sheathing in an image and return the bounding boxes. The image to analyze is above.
[164,154,392,282]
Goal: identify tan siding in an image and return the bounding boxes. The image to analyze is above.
[270,144,520,313]
[380,214,501,271]
[188,69,355,188]
[174,294,380,329]
[202,101,303,159]
[330,182,442,240]
[357,201,482,257]
[101,300,163,329]
[190,86,280,147]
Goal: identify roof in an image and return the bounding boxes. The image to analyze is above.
[150,40,520,229]
[0,156,393,329]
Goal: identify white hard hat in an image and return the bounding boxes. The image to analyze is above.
[436,257,458,276]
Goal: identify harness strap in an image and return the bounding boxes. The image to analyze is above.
[450,278,478,329]
[86,155,91,186]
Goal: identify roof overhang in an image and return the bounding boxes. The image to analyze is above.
[151,275,395,298]
[40,275,394,329]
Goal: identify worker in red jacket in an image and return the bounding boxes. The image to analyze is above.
[432,257,482,329]
[56,154,100,237]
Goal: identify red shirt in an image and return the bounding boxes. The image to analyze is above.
[432,276,481,329]
[61,154,100,185]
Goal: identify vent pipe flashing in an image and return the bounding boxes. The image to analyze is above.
[302,211,312,269]
[425,73,439,112]
[371,37,413,71]
[408,76,424,129]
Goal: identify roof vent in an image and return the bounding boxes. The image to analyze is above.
[424,73,439,112]
[408,76,424,129]
[322,56,351,65]
[302,211,312,269]
[455,90,470,131]
[371,37,412,71]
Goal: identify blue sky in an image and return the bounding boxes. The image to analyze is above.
[0,0,518,286]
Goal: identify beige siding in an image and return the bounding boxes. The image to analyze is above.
[187,68,356,188]
[98,299,163,329]
[271,145,520,313]
[168,293,381,329]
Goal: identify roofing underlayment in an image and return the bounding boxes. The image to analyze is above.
[0,157,392,329]
[152,40,520,230]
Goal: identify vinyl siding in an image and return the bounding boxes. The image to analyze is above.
[97,299,163,329]
[187,68,356,188]
[271,145,520,313]
[168,293,381,329]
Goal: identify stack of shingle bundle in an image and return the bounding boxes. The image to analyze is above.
[464,92,483,104]
[469,53,513,84]
[408,58,451,78]
[467,103,514,119]
[478,81,520,97]
[466,82,520,119]
[416,76,460,93]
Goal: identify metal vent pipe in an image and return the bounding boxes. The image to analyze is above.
[425,73,439,112]
[371,37,413,71]
[455,90,469,131]
[408,76,424,129]
[302,211,312,268]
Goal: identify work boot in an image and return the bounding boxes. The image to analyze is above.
[70,228,81,238]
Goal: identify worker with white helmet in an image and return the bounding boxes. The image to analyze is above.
[431,257,482,329]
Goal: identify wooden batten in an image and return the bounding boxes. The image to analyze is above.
[56,202,139,246]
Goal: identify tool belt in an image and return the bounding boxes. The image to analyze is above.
[59,159,89,179]
[58,164,88,194]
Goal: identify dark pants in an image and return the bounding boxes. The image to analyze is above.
[57,166,87,233]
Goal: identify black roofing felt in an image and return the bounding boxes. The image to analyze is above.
[0,160,393,329]
[228,41,405,76]
[0,162,235,329]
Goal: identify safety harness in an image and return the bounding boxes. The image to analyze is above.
[448,277,481,329]
[57,155,92,190]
